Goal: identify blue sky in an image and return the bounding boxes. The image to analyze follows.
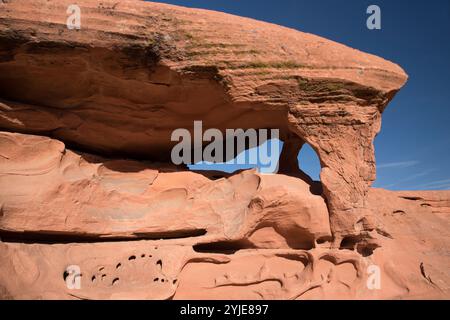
[153,0,450,190]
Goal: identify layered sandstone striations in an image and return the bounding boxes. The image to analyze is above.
[0,0,448,299]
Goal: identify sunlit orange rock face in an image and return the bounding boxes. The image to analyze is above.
[0,0,448,300]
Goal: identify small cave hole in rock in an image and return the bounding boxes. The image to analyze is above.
[193,239,255,254]
[153,277,159,282]
[128,255,136,261]
[316,236,332,245]
[156,260,162,268]
[91,275,96,283]
[116,263,122,269]
[356,243,379,257]
[112,278,119,286]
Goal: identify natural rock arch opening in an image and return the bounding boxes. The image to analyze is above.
[297,142,323,196]
[0,0,409,253]
[277,133,324,194]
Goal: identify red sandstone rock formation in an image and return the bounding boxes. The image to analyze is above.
[0,0,448,299]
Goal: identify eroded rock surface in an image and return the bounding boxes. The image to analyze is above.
[0,0,448,300]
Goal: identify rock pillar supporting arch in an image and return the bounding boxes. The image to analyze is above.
[288,104,382,246]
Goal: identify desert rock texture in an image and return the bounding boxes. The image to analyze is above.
[0,0,449,299]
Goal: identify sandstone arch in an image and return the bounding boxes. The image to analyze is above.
[0,0,407,246]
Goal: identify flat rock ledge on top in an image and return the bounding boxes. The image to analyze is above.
[0,0,448,300]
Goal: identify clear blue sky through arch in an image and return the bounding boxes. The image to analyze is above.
[152,0,450,190]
